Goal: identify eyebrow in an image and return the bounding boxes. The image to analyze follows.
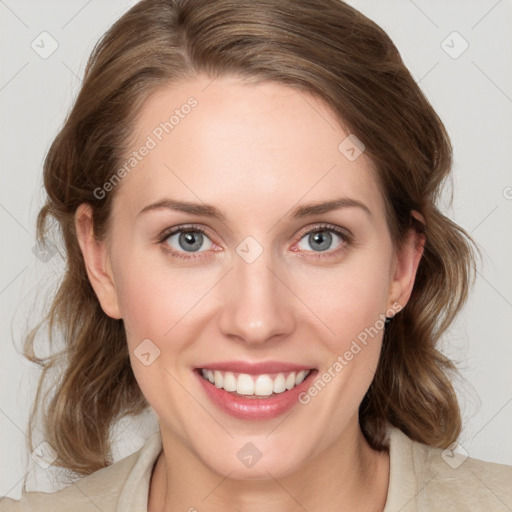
[137,197,372,221]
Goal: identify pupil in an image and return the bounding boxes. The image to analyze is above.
[179,231,203,252]
[310,231,332,251]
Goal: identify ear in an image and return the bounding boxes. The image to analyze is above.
[387,210,426,311]
[75,203,122,319]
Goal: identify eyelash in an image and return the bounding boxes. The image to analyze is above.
[158,225,211,261]
[157,223,352,261]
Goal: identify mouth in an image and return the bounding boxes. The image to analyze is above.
[196,368,313,398]
[194,364,318,420]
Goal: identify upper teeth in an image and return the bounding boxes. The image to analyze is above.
[200,369,311,396]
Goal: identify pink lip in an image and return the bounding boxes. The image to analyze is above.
[194,366,318,421]
[195,360,314,375]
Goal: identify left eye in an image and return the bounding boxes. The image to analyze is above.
[165,229,213,253]
[296,228,346,252]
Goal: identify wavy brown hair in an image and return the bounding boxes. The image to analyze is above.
[23,0,477,478]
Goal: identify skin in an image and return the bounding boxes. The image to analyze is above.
[75,74,424,512]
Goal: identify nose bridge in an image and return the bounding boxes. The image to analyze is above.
[217,242,295,344]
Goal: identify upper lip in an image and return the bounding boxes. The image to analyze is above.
[196,360,315,375]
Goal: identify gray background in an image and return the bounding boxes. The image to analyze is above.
[1,0,511,499]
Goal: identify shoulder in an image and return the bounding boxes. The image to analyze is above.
[385,425,512,512]
[0,432,162,512]
[0,453,138,512]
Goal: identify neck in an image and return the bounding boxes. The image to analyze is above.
[148,420,389,512]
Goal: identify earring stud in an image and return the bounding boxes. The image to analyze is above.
[385,301,402,323]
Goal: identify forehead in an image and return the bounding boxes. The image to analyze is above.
[112,75,385,222]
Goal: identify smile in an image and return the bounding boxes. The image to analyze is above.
[194,362,318,420]
[199,368,312,397]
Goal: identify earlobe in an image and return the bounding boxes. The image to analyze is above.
[388,210,426,309]
[75,203,122,319]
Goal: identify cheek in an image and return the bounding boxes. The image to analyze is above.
[293,252,391,353]
[112,242,180,334]
[115,269,172,342]
[113,253,218,348]
[290,257,390,435]
[113,258,212,415]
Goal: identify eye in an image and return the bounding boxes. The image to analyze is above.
[159,225,215,259]
[157,223,351,261]
[294,224,351,256]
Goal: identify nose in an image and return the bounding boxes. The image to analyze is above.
[217,248,296,346]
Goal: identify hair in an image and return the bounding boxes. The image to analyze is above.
[23,0,477,478]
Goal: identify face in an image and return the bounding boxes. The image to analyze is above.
[77,74,420,479]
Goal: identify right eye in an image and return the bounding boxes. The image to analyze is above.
[158,225,218,260]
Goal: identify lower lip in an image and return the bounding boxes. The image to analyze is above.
[195,369,317,420]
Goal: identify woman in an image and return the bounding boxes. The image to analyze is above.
[1,0,511,510]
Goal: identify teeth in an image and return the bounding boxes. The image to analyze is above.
[273,373,286,393]
[296,370,308,385]
[214,370,223,388]
[285,373,296,390]
[200,368,312,396]
[254,375,274,396]
[237,374,254,395]
[223,372,237,392]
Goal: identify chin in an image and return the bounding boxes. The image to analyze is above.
[196,435,311,481]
